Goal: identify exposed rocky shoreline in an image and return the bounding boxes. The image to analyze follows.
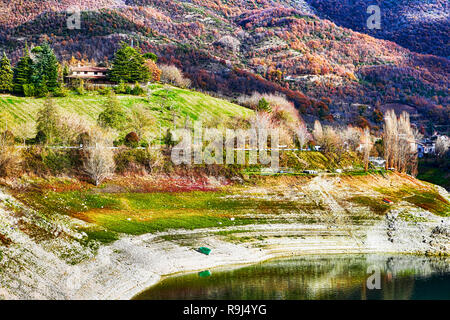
[0,174,449,300]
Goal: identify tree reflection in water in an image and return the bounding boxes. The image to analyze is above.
[134,254,450,300]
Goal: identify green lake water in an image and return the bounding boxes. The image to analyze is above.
[134,254,450,300]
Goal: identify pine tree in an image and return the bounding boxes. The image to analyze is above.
[31,42,60,94]
[257,98,272,113]
[108,44,150,83]
[97,92,127,130]
[13,44,33,95]
[0,53,13,93]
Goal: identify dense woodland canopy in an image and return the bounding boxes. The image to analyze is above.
[306,0,449,58]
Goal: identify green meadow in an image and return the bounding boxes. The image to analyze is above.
[0,85,253,137]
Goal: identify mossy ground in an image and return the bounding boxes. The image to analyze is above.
[10,178,316,241]
[347,196,391,215]
[375,185,450,217]
[4,173,449,245]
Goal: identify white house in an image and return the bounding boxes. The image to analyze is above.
[66,66,108,83]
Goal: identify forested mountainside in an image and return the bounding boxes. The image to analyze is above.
[305,0,449,58]
[0,0,448,126]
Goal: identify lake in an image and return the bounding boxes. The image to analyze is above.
[134,254,450,300]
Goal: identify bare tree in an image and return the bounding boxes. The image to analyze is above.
[313,120,323,144]
[217,35,241,52]
[296,121,310,150]
[409,127,423,176]
[383,109,398,170]
[83,129,115,186]
[341,126,361,152]
[321,126,345,163]
[58,112,92,145]
[435,135,450,157]
[249,111,273,131]
[159,64,191,88]
[361,127,374,171]
[383,110,419,175]
[397,112,417,173]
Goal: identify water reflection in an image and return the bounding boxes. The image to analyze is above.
[134,254,450,300]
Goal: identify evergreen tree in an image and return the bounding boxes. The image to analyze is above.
[143,52,158,62]
[97,92,127,130]
[108,44,150,83]
[62,64,69,78]
[257,98,272,113]
[36,96,61,145]
[13,44,33,95]
[31,42,60,94]
[0,53,13,93]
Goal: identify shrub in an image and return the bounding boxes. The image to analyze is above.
[125,84,133,94]
[97,92,127,130]
[162,129,176,147]
[257,98,272,113]
[22,146,45,175]
[74,79,85,95]
[1,130,14,144]
[124,132,140,148]
[77,132,90,146]
[98,87,112,95]
[114,148,147,174]
[21,146,77,176]
[52,86,69,97]
[34,83,49,98]
[42,149,74,175]
[0,132,21,177]
[146,147,165,173]
[145,59,161,82]
[131,82,144,95]
[114,80,126,94]
[114,147,165,174]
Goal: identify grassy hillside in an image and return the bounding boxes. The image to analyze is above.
[418,160,450,190]
[0,85,253,138]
